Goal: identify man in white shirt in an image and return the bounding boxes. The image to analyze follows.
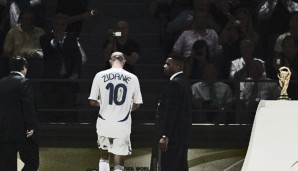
[88,52,143,171]
[192,63,234,124]
[229,39,265,80]
[240,59,280,123]
[173,9,222,59]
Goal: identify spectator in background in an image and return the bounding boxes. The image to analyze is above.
[185,39,210,79]
[240,59,280,123]
[56,0,95,37]
[272,35,298,79]
[257,0,295,70]
[192,63,233,124]
[158,0,211,56]
[39,14,82,122]
[149,0,192,22]
[9,0,45,28]
[220,8,259,68]
[165,0,211,34]
[102,20,140,74]
[3,9,45,78]
[272,35,298,100]
[220,8,259,78]
[274,12,298,55]
[56,0,97,64]
[209,0,236,34]
[173,9,222,60]
[229,39,265,81]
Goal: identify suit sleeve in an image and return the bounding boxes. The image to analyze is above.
[20,79,38,130]
[69,33,82,76]
[162,81,183,137]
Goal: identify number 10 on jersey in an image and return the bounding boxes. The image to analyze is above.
[106,83,127,105]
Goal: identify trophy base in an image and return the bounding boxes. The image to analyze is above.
[278,95,291,100]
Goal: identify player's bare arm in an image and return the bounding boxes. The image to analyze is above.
[89,100,100,107]
[132,103,140,111]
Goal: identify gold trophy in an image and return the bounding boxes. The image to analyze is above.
[277,66,291,100]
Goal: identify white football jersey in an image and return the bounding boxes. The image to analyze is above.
[89,68,143,138]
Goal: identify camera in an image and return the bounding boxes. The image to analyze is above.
[113,32,121,37]
[234,20,241,26]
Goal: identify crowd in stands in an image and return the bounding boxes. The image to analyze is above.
[150,0,298,123]
[0,0,298,123]
[0,0,95,122]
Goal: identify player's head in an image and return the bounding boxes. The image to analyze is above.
[163,52,185,77]
[9,56,28,76]
[109,51,126,67]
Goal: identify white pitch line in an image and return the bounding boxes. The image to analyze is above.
[223,159,244,171]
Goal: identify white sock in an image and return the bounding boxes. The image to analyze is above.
[114,165,124,171]
[99,159,110,171]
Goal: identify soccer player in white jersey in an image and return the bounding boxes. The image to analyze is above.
[88,51,143,171]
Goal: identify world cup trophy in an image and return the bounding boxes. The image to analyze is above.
[277,66,291,100]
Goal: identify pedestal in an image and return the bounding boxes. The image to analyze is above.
[242,100,298,171]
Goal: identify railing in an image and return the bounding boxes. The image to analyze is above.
[31,78,287,124]
[29,78,293,147]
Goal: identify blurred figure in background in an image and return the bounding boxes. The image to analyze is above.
[56,0,97,64]
[173,9,222,60]
[192,63,233,124]
[229,39,265,81]
[102,20,140,74]
[240,59,280,123]
[39,14,82,122]
[3,9,45,78]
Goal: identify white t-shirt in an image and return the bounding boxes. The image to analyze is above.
[88,68,143,138]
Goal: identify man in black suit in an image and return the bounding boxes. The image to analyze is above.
[39,14,82,122]
[0,56,39,171]
[156,52,193,171]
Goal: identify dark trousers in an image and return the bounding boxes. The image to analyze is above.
[0,138,39,171]
[161,144,189,171]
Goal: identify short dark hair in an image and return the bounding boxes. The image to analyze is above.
[168,52,185,61]
[18,8,34,23]
[168,52,185,68]
[9,56,28,72]
[192,39,210,60]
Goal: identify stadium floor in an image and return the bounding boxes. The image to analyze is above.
[18,147,247,171]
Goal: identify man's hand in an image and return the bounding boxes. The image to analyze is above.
[32,50,43,58]
[26,129,34,138]
[159,136,169,152]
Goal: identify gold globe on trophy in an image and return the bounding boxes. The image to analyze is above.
[277,66,291,100]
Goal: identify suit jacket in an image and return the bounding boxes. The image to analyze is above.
[40,32,82,79]
[0,73,38,142]
[157,73,192,145]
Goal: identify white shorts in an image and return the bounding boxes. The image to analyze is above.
[97,136,132,156]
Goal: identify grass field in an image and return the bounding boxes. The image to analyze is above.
[18,147,247,171]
